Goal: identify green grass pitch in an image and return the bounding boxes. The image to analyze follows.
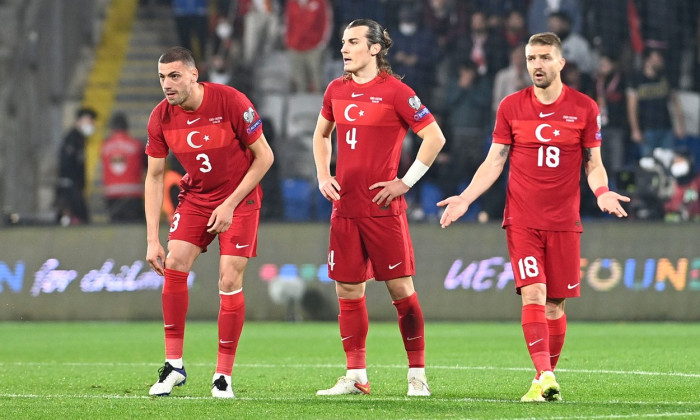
[1,321,699,419]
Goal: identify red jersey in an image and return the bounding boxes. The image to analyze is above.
[492,85,602,232]
[101,131,145,198]
[321,74,435,218]
[146,82,263,213]
[284,0,332,52]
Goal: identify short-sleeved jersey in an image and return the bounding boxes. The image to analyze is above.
[492,85,602,232]
[321,74,435,218]
[146,82,264,213]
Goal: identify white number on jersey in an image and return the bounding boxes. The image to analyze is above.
[537,146,560,168]
[196,153,212,173]
[345,128,357,150]
[517,256,539,279]
[170,212,180,233]
[328,250,336,271]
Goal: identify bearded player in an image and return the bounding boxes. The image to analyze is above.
[438,32,630,402]
[313,19,446,397]
[144,47,274,398]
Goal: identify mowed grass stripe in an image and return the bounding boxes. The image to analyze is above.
[2,361,700,378]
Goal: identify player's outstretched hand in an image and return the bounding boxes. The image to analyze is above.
[319,176,341,201]
[370,178,409,207]
[437,195,469,228]
[146,241,166,276]
[597,191,631,218]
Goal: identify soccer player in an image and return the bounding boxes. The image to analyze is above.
[313,19,446,397]
[144,47,274,398]
[438,32,630,402]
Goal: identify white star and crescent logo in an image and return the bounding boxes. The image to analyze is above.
[186,131,210,149]
[535,123,561,143]
[344,104,365,122]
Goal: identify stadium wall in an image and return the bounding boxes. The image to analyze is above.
[0,222,698,322]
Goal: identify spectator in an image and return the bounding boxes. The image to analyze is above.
[627,48,686,158]
[664,151,700,221]
[172,0,210,64]
[561,62,593,97]
[241,0,281,69]
[491,9,529,72]
[454,11,503,77]
[594,53,628,176]
[422,0,469,58]
[582,0,630,61]
[492,44,530,116]
[100,112,146,222]
[55,107,97,226]
[284,0,333,93]
[389,5,440,105]
[444,60,492,194]
[527,0,583,35]
[548,11,594,75]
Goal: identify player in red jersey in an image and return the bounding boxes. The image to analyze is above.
[144,47,274,398]
[313,19,446,397]
[438,32,630,402]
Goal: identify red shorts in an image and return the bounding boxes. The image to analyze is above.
[168,199,259,257]
[327,213,415,283]
[505,225,581,299]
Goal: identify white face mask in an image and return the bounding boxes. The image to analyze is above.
[79,123,95,137]
[670,160,690,178]
[216,21,232,39]
[399,23,417,36]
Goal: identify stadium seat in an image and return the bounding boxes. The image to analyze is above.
[281,178,313,221]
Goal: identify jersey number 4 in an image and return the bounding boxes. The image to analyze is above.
[346,128,357,149]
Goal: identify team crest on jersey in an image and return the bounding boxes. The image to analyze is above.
[243,107,256,123]
[408,96,422,110]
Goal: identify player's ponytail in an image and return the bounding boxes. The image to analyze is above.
[346,19,401,80]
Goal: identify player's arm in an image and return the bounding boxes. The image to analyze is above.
[438,143,510,228]
[312,113,340,201]
[584,146,630,218]
[626,88,642,143]
[207,134,274,234]
[370,121,446,206]
[145,156,167,275]
[669,90,686,139]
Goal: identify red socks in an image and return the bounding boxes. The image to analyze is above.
[216,290,246,376]
[521,304,552,375]
[162,269,189,359]
[338,296,368,369]
[548,313,567,370]
[393,292,425,368]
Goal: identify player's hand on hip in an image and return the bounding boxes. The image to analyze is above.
[597,191,631,218]
[437,196,469,228]
[370,178,409,207]
[146,242,166,275]
[319,176,341,201]
[207,204,234,234]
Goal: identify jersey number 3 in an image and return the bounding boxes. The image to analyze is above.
[196,153,212,173]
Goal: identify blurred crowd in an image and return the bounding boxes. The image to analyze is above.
[87,0,700,224]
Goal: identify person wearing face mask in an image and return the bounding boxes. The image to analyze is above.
[389,6,439,107]
[55,107,97,226]
[664,152,700,221]
[100,112,146,223]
